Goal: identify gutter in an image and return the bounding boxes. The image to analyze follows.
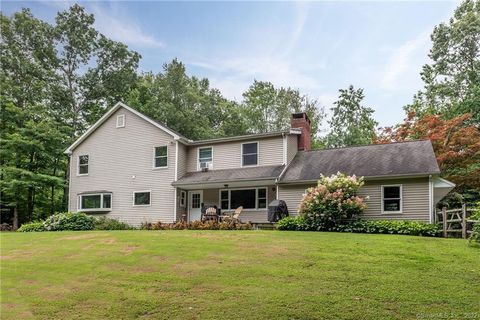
[277,172,441,185]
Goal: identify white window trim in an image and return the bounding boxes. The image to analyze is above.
[116,114,125,128]
[219,187,268,211]
[197,146,214,171]
[77,193,112,212]
[381,184,403,214]
[133,190,152,207]
[77,154,89,176]
[153,145,168,169]
[180,190,186,207]
[240,141,259,167]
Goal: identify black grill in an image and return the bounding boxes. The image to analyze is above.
[268,200,289,223]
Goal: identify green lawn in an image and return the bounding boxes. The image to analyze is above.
[1,231,479,319]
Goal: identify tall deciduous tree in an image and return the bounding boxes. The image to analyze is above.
[405,0,480,125]
[1,5,140,226]
[241,80,325,147]
[325,85,378,148]
[375,112,480,202]
[127,59,249,140]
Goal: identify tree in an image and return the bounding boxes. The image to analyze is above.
[127,59,249,140]
[241,80,325,147]
[375,112,480,201]
[325,85,378,148]
[405,0,480,125]
[1,5,140,226]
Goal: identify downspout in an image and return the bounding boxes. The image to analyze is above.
[173,140,179,222]
[428,175,433,223]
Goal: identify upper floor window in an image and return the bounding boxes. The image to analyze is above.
[154,146,168,168]
[382,185,402,213]
[78,193,111,211]
[78,155,89,175]
[242,142,258,166]
[116,114,125,128]
[198,147,213,170]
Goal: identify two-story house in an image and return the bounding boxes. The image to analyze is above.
[66,102,455,226]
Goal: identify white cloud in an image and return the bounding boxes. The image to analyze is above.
[380,30,430,89]
[89,4,165,49]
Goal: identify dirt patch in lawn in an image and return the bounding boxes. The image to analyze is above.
[62,233,101,240]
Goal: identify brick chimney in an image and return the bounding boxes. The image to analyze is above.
[290,112,311,151]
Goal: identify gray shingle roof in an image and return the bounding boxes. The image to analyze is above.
[279,140,440,183]
[173,165,285,186]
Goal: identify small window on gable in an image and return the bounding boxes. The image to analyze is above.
[154,146,168,168]
[116,114,125,128]
[78,155,89,175]
[242,142,258,166]
[382,185,402,213]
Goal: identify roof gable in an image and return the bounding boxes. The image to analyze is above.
[65,102,184,154]
[279,140,441,182]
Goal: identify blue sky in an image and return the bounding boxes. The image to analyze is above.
[3,1,459,131]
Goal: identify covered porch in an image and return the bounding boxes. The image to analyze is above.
[172,165,283,223]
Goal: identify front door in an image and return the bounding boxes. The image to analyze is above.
[188,190,203,221]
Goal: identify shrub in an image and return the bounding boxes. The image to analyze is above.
[469,223,480,247]
[276,216,309,231]
[94,217,134,230]
[334,220,440,237]
[44,212,95,231]
[17,221,46,232]
[140,220,252,230]
[1,223,13,231]
[300,172,367,231]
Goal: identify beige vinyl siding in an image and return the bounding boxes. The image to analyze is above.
[286,134,298,164]
[278,177,431,221]
[176,142,187,180]
[278,184,314,216]
[185,136,284,172]
[68,107,177,226]
[357,178,430,221]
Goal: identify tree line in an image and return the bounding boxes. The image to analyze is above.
[1,1,479,227]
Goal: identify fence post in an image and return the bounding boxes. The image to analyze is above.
[442,207,447,238]
[461,203,467,239]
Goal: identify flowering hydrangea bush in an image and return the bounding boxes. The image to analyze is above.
[299,172,367,230]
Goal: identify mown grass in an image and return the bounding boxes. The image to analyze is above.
[1,230,479,319]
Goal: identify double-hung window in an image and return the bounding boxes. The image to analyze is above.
[242,142,258,166]
[220,188,267,210]
[78,193,112,211]
[382,185,402,213]
[78,155,89,175]
[198,147,213,170]
[154,146,168,168]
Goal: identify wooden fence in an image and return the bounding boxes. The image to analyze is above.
[435,204,479,238]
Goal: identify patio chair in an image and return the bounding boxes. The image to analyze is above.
[202,207,219,222]
[220,206,243,222]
